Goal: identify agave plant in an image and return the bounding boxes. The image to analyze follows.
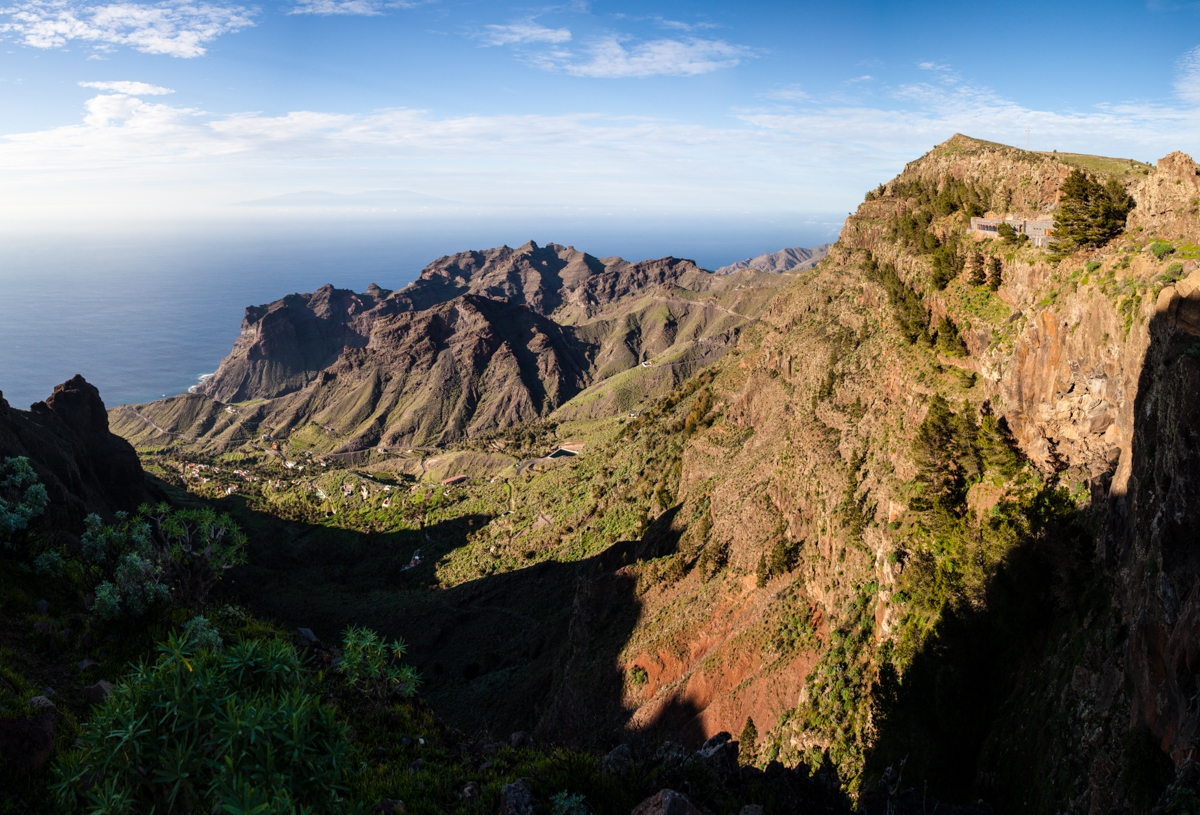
[53,627,355,814]
[339,626,420,713]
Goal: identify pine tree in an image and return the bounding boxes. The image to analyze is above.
[988,256,1003,291]
[1054,169,1135,251]
[740,716,758,762]
[967,251,987,285]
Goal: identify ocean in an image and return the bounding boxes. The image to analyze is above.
[0,215,841,410]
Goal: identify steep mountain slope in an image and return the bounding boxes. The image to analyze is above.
[108,135,1200,814]
[116,242,792,452]
[580,135,1190,810]
[715,244,832,274]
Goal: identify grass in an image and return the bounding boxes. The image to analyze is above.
[1046,152,1153,178]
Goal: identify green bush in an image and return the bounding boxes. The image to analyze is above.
[550,792,591,815]
[75,505,247,622]
[0,456,48,547]
[340,626,419,712]
[53,631,355,814]
[1151,241,1177,260]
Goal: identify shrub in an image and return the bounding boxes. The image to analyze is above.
[53,631,354,814]
[1151,241,1176,260]
[550,791,591,815]
[629,666,649,686]
[340,626,419,712]
[76,505,247,622]
[1054,169,1135,251]
[0,456,48,547]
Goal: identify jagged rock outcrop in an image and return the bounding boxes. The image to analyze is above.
[0,375,145,528]
[1127,151,1200,240]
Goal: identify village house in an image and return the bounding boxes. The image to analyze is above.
[968,216,1056,248]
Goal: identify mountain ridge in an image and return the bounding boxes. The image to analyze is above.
[714,243,832,274]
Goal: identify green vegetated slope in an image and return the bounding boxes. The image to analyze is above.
[100,134,1200,815]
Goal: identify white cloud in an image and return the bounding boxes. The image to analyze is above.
[655,17,717,32]
[544,36,752,78]
[5,65,1200,225]
[480,21,570,45]
[1175,44,1200,104]
[761,84,808,102]
[79,79,174,94]
[0,0,253,57]
[287,0,427,16]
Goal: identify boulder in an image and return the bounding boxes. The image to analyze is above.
[498,778,537,815]
[654,740,688,765]
[739,807,765,815]
[631,789,706,815]
[603,742,634,775]
[83,680,114,707]
[0,713,56,774]
[374,799,405,814]
[510,730,529,748]
[460,781,481,805]
[696,732,738,773]
[28,696,56,713]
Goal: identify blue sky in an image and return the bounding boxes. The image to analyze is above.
[3,0,1200,227]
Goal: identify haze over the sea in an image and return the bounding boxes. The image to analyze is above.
[0,216,840,409]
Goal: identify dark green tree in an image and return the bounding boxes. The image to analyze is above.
[935,317,969,358]
[740,717,759,762]
[988,256,1003,291]
[1054,169,1135,251]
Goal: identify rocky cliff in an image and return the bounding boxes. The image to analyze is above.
[595,136,1194,812]
[0,375,145,528]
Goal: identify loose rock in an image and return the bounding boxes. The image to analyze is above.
[602,742,634,775]
[83,680,114,707]
[696,732,738,773]
[631,789,706,815]
[498,778,536,815]
[28,696,56,713]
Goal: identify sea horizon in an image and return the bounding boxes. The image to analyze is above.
[0,215,842,410]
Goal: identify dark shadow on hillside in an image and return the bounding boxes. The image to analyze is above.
[864,305,1200,814]
[207,494,698,749]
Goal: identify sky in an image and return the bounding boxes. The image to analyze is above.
[3,0,1200,230]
